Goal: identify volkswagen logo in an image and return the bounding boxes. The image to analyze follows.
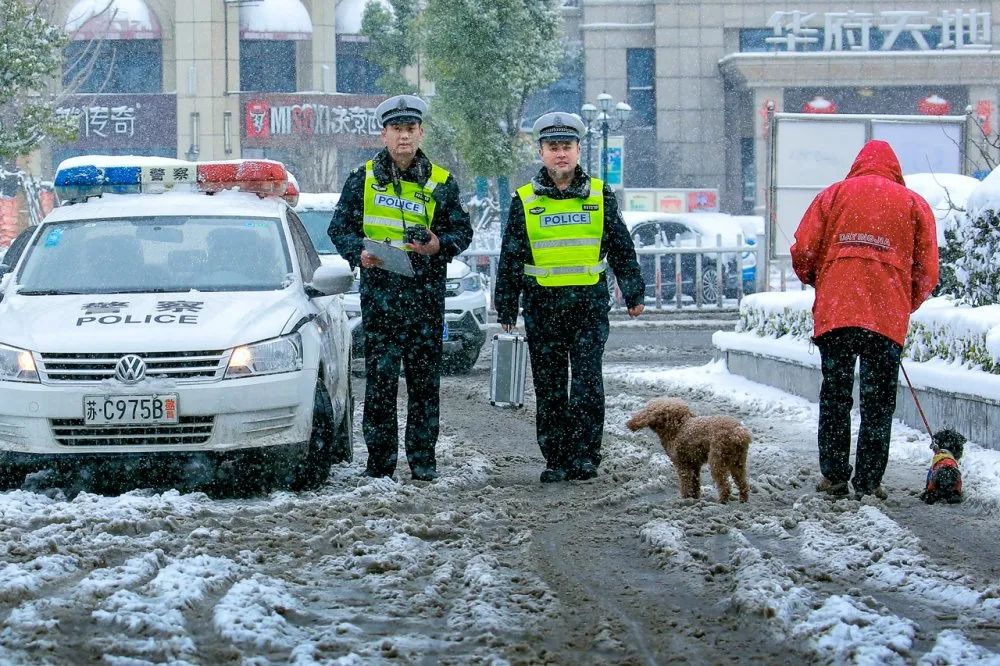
[114,355,146,384]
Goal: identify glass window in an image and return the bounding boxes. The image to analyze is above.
[17,216,292,294]
[336,36,384,93]
[295,210,336,254]
[63,40,162,93]
[285,211,321,282]
[627,48,655,127]
[522,46,583,129]
[240,40,297,92]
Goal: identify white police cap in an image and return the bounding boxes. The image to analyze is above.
[533,112,586,142]
[375,94,427,126]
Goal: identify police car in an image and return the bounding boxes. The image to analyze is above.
[0,157,356,493]
[295,193,489,373]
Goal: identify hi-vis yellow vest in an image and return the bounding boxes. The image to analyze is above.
[362,160,450,248]
[517,178,606,287]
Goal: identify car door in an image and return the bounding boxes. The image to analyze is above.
[286,210,347,405]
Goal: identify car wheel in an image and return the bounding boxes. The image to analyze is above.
[448,347,480,374]
[606,270,618,307]
[290,380,338,490]
[701,267,722,303]
[329,377,354,464]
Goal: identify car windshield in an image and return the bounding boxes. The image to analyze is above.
[297,211,335,254]
[16,216,292,294]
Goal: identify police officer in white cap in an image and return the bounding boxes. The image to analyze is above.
[495,111,645,483]
[329,94,472,482]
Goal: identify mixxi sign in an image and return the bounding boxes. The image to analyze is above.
[243,94,385,149]
[766,9,991,51]
[55,94,177,150]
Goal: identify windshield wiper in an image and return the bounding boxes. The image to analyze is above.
[17,289,86,295]
[110,288,192,294]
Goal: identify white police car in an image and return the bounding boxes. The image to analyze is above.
[295,193,489,373]
[0,157,356,494]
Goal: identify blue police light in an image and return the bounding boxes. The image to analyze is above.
[53,164,142,203]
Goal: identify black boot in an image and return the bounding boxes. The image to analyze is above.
[539,467,568,483]
[567,460,598,480]
[410,465,438,482]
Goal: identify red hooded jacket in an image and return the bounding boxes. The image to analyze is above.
[791,140,939,346]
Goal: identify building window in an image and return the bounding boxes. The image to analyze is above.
[63,40,162,93]
[336,36,383,94]
[240,40,297,93]
[627,48,655,126]
[523,45,583,130]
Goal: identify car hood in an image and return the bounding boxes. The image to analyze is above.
[0,290,301,353]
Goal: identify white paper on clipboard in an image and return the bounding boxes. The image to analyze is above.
[363,238,414,277]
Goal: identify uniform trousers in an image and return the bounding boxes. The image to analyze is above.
[362,309,442,474]
[523,304,610,470]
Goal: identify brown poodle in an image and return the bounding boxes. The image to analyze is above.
[627,397,751,502]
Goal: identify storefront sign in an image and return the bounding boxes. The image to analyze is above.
[623,189,721,213]
[55,94,176,149]
[243,94,385,149]
[604,136,624,188]
[765,9,990,51]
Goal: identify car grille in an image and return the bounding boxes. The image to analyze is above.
[51,416,215,446]
[37,350,228,384]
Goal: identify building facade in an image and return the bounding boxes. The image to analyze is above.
[576,0,1000,213]
[43,0,386,192]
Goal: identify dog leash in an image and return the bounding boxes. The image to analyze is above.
[900,362,933,437]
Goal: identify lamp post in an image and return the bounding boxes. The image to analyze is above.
[580,93,631,182]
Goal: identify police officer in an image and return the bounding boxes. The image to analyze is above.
[495,112,645,483]
[329,95,473,481]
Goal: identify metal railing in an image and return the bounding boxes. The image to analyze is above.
[459,233,767,311]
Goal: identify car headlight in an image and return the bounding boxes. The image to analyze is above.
[445,278,463,294]
[0,343,39,383]
[225,333,303,379]
[461,275,481,292]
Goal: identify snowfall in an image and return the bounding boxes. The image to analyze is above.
[2,338,1000,663]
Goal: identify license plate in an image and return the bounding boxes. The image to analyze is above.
[83,394,179,425]
[442,323,449,341]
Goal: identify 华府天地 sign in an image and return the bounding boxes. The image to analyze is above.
[759,9,990,51]
[242,94,386,149]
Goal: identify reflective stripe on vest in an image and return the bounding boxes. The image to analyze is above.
[518,177,605,287]
[362,160,450,246]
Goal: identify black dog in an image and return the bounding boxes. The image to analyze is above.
[919,429,966,504]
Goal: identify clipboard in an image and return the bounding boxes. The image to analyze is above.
[363,238,414,277]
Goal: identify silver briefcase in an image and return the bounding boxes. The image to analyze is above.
[490,333,527,408]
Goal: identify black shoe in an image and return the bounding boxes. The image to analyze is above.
[411,466,438,482]
[567,460,598,480]
[361,468,393,479]
[540,467,568,483]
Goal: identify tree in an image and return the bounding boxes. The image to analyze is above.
[0,0,76,159]
[361,0,421,96]
[953,202,1000,306]
[419,0,563,178]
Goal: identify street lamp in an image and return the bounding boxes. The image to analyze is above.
[580,93,631,182]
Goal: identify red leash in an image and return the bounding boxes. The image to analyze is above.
[900,362,933,437]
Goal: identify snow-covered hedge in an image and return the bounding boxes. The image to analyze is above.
[736,292,1000,375]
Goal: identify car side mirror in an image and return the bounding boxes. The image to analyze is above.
[306,263,354,297]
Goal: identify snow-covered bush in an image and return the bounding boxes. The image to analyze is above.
[954,168,1000,306]
[737,292,1000,375]
[904,174,980,300]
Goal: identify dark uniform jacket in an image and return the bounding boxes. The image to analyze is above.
[495,165,644,326]
[328,148,473,318]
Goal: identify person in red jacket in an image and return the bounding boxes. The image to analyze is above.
[791,140,939,500]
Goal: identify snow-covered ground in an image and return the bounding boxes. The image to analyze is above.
[2,338,999,663]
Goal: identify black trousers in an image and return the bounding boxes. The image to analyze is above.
[523,306,610,471]
[816,327,902,493]
[362,312,442,475]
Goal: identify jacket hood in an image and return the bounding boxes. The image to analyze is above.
[371,147,433,187]
[531,165,592,198]
[846,140,905,185]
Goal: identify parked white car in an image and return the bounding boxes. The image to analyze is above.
[295,193,488,373]
[0,158,355,494]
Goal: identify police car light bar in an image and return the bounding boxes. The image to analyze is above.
[197,160,288,198]
[53,158,290,204]
[282,178,300,208]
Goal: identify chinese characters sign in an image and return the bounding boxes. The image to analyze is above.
[243,94,385,149]
[764,9,991,51]
[55,94,176,150]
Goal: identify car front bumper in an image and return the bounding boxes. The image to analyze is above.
[0,368,316,456]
